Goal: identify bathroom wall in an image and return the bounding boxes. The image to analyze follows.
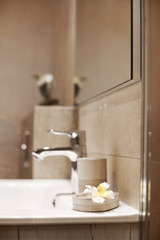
[33,106,78,179]
[0,0,75,178]
[79,81,141,210]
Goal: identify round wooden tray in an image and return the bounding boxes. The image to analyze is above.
[72,192,119,212]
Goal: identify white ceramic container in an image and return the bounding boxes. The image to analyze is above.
[77,156,107,192]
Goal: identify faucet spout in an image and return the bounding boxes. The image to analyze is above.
[32,147,78,162]
[32,146,79,193]
[32,130,87,193]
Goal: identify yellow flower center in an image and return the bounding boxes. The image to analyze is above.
[92,184,109,198]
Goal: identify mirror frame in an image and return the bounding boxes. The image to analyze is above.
[76,0,141,105]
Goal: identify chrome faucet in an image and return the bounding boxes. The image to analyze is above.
[32,129,87,192]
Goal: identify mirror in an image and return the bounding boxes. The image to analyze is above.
[75,0,132,103]
[0,0,58,178]
[0,0,139,179]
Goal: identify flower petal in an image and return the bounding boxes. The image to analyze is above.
[99,182,110,190]
[107,190,115,199]
[85,185,92,190]
[92,197,105,204]
[84,188,92,195]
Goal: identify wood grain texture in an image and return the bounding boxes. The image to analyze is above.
[0,227,18,240]
[19,225,91,240]
[151,0,160,161]
[91,224,131,240]
[19,224,132,240]
[0,223,139,240]
[130,223,139,240]
[149,0,160,239]
[73,192,119,212]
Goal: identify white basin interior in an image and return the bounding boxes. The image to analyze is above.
[0,179,139,225]
[0,179,73,210]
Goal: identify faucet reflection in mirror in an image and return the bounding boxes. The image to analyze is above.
[32,129,87,193]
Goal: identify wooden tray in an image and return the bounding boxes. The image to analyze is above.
[72,192,119,212]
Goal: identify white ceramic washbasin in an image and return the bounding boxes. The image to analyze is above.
[0,179,139,225]
[0,179,72,210]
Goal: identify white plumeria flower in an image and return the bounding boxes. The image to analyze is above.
[84,188,92,196]
[84,185,96,196]
[107,190,115,199]
[85,185,92,190]
[100,182,110,190]
[92,197,105,204]
[84,182,115,204]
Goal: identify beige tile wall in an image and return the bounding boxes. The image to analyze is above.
[79,81,141,209]
[33,106,78,179]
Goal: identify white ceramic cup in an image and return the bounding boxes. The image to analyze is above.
[77,156,107,192]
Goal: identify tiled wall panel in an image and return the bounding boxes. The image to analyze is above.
[33,106,78,179]
[79,81,141,210]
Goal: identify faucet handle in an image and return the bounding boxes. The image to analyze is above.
[48,129,86,146]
